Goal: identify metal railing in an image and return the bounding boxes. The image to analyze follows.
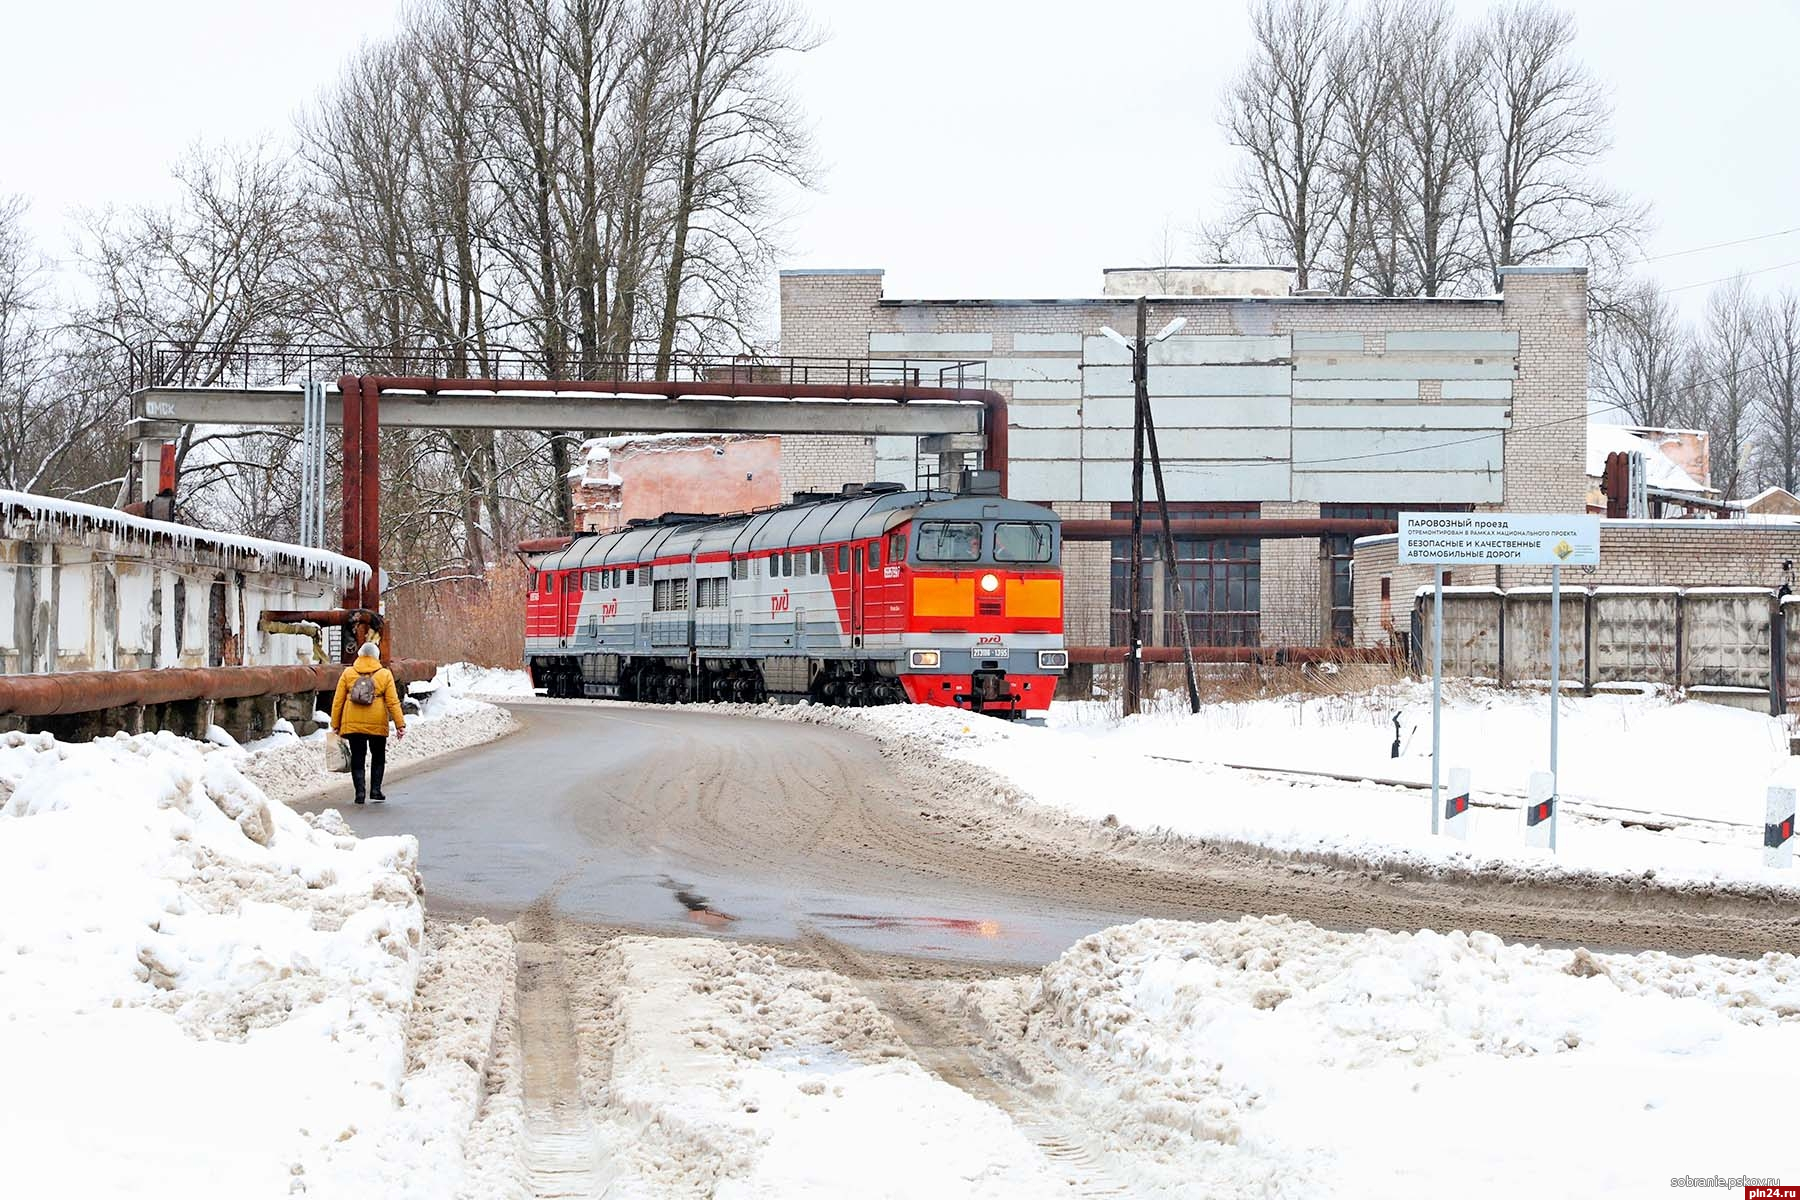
[129,340,988,393]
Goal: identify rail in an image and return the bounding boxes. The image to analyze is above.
[128,341,988,394]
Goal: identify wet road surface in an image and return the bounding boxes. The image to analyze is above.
[308,700,1800,965]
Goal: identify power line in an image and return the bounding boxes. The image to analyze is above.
[1286,344,1787,469]
[1664,258,1800,294]
[1632,225,1800,265]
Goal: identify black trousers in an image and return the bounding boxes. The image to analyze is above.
[345,733,388,798]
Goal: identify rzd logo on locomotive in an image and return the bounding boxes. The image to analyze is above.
[976,634,1004,645]
[601,599,619,619]
[771,589,791,615]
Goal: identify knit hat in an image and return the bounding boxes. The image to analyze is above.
[358,641,380,659]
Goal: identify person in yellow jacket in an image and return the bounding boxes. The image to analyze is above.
[331,642,407,804]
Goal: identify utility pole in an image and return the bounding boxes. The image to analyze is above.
[1124,299,1148,716]
[1106,299,1199,716]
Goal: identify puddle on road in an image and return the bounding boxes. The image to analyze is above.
[658,875,739,927]
[807,912,1004,940]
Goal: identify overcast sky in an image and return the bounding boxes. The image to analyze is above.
[5,0,1797,317]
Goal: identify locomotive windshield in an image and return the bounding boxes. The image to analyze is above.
[916,520,983,562]
[992,521,1053,563]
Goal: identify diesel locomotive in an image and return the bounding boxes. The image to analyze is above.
[522,477,1067,715]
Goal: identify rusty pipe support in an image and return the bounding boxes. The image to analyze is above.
[0,660,440,718]
[359,375,382,613]
[368,375,1010,499]
[1061,518,1397,541]
[258,619,328,664]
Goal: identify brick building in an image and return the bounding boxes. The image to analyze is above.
[570,434,782,533]
[777,264,1590,651]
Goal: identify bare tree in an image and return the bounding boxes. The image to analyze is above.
[1755,289,1800,492]
[1592,279,1688,428]
[1210,0,1349,291]
[1693,275,1761,501]
[1463,1,1645,289]
[652,0,816,374]
[1324,0,1398,294]
[1383,0,1480,296]
[0,197,123,495]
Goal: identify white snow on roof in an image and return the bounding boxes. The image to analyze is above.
[1585,423,1706,492]
[0,489,370,585]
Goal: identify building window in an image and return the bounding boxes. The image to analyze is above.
[1321,503,1471,645]
[1110,504,1260,648]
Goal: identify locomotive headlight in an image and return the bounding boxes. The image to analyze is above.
[980,573,999,592]
[909,649,941,669]
[1038,650,1069,670]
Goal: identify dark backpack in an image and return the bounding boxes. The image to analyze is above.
[349,673,377,706]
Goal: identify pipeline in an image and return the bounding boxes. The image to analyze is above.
[1067,645,1398,666]
[1061,518,1397,541]
[259,619,328,664]
[0,660,439,719]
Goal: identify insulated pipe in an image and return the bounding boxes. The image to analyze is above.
[1067,645,1396,666]
[368,376,1009,498]
[1061,518,1397,541]
[0,660,441,718]
[359,375,382,614]
[339,373,363,602]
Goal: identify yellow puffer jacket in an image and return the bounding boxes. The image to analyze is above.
[331,656,407,737]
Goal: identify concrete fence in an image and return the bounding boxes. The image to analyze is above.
[1412,585,1797,714]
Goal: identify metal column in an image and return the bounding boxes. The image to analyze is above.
[298,381,328,547]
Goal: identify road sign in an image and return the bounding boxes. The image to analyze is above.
[1398,513,1600,566]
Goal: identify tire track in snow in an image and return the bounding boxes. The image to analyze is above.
[514,914,603,1199]
[800,928,1133,1198]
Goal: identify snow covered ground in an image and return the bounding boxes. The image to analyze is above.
[821,685,1800,894]
[562,935,1067,1198]
[440,661,537,697]
[0,723,515,1198]
[952,915,1800,1197]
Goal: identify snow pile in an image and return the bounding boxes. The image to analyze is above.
[1584,422,1707,492]
[585,936,1063,1197]
[0,729,499,1197]
[991,916,1800,1196]
[240,680,519,805]
[436,661,537,697]
[806,688,1800,893]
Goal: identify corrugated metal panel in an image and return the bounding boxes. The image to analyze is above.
[1082,427,1289,460]
[868,332,993,353]
[1292,333,1365,354]
[1291,428,1502,471]
[1292,471,1503,503]
[1441,380,1515,400]
[1010,403,1082,429]
[1293,379,1420,400]
[1082,334,1291,366]
[1010,460,1080,500]
[1293,405,1510,430]
[981,357,1084,382]
[1082,395,1291,429]
[1012,380,1082,400]
[1013,333,1083,352]
[1293,360,1516,381]
[1084,364,1291,397]
[1010,427,1083,459]
[1081,460,1290,502]
[1384,330,1518,353]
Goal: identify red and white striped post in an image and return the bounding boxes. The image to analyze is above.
[1444,766,1471,840]
[1768,785,1796,869]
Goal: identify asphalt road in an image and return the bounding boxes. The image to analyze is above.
[310,700,1800,964]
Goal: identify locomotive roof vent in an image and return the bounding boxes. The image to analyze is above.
[862,482,907,495]
[959,469,1003,497]
[838,483,866,497]
[793,490,838,504]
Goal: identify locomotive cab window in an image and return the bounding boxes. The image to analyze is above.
[888,531,907,562]
[993,522,1053,563]
[838,545,849,573]
[868,543,881,570]
[811,549,823,573]
[916,521,983,562]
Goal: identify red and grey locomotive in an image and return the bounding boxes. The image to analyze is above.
[523,478,1067,715]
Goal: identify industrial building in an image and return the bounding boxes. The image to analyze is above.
[776,264,1590,653]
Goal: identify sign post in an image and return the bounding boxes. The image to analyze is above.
[1399,513,1601,847]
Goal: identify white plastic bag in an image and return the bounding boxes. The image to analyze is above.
[324,730,351,774]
